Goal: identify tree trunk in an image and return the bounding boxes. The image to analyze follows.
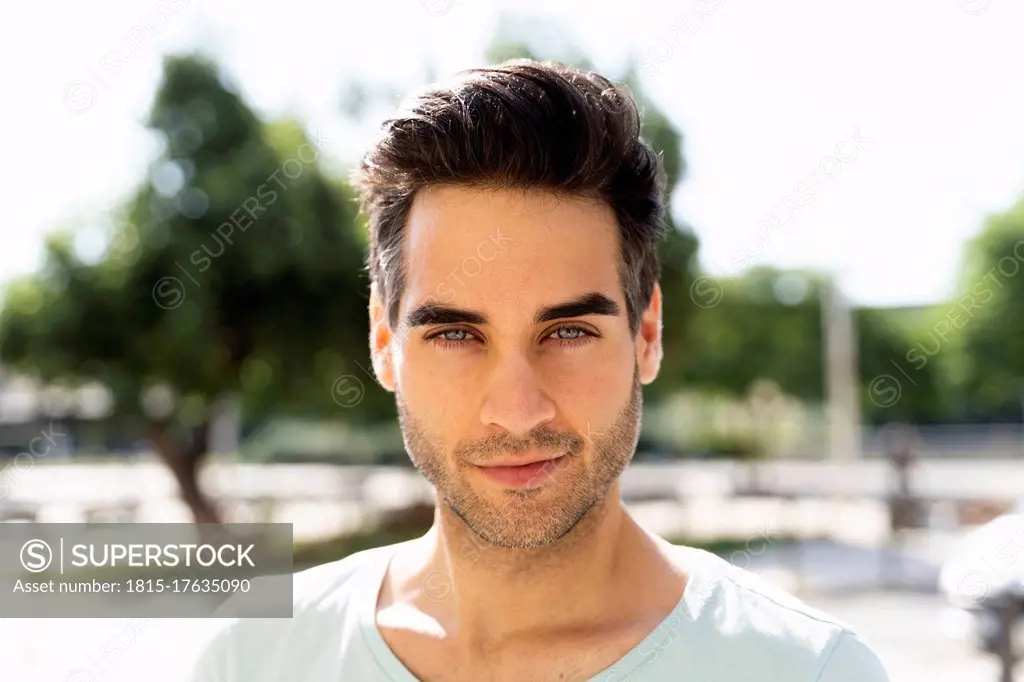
[148,418,222,525]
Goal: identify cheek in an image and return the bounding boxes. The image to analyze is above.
[540,343,634,426]
[397,343,479,427]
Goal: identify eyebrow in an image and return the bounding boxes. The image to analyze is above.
[404,292,621,328]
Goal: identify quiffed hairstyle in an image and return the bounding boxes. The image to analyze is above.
[354,58,668,335]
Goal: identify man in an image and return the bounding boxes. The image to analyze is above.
[190,59,889,681]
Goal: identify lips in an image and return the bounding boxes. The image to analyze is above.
[474,455,569,488]
[478,453,562,468]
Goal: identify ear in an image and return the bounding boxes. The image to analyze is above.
[369,282,397,392]
[636,282,663,385]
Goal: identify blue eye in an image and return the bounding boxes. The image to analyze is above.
[440,329,471,342]
[426,328,480,349]
[547,325,596,348]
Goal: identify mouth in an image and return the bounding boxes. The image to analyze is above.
[473,454,569,489]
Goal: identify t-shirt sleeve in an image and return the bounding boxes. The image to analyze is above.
[814,630,890,682]
[183,553,376,682]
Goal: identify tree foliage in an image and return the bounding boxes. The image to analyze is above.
[0,54,389,520]
[678,267,825,401]
[954,197,1024,418]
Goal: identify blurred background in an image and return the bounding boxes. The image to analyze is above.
[3,0,1024,679]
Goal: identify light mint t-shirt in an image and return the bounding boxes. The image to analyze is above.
[190,542,889,681]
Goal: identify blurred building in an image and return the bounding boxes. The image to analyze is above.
[0,369,124,458]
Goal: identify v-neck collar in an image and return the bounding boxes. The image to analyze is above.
[353,542,719,681]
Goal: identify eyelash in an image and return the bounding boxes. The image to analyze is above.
[426,325,597,350]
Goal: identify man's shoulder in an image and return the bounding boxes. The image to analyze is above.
[665,544,889,681]
[290,542,396,610]
[226,540,397,618]
[188,542,404,681]
[672,543,852,631]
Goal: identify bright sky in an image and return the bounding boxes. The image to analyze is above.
[4,0,1024,307]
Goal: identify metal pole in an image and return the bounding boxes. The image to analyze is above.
[822,277,862,461]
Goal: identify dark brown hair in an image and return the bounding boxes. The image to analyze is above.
[354,58,668,335]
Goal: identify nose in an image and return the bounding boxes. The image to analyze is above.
[478,351,557,439]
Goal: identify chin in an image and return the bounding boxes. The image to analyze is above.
[452,487,600,549]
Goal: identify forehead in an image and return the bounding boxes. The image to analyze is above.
[401,186,622,321]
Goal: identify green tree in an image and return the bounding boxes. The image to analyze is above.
[0,54,389,522]
[680,267,826,401]
[680,267,955,422]
[954,198,1024,419]
[856,306,951,423]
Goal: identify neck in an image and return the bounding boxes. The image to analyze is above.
[385,482,680,649]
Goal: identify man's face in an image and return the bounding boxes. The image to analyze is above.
[370,187,662,549]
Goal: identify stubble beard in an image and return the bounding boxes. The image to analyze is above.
[396,370,642,550]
